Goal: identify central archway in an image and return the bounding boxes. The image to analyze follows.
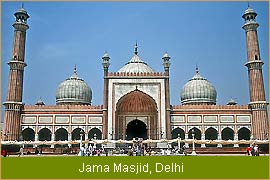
[126,119,147,140]
[115,89,158,140]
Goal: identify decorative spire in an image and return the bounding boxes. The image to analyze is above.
[70,64,79,79]
[22,2,24,9]
[196,64,199,74]
[134,41,138,55]
[74,64,77,75]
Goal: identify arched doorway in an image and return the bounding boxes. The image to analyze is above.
[38,128,51,141]
[55,128,68,141]
[55,128,68,147]
[188,128,201,147]
[22,128,35,148]
[22,128,35,141]
[221,127,234,147]
[72,128,85,147]
[88,128,102,148]
[88,128,102,140]
[116,89,158,140]
[126,119,147,140]
[171,128,185,148]
[38,128,52,148]
[205,127,218,147]
[238,127,250,147]
[72,128,85,140]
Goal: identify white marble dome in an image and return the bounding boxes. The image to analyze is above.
[118,54,154,73]
[181,67,217,105]
[118,43,154,73]
[56,67,92,105]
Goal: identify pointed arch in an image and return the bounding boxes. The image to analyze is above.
[238,127,251,147]
[171,128,185,148]
[205,127,218,147]
[88,128,102,140]
[221,127,234,147]
[188,128,201,147]
[171,128,185,140]
[55,128,68,141]
[22,128,35,141]
[116,89,157,114]
[71,128,85,147]
[54,128,68,147]
[72,128,85,141]
[115,89,158,140]
[38,128,51,141]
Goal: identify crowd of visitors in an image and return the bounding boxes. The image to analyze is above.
[246,144,260,156]
[78,144,108,156]
[0,143,263,157]
[77,143,187,157]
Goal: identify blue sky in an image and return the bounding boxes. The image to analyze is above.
[1,2,269,116]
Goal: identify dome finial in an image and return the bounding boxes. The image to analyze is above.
[134,41,138,55]
[74,64,77,75]
[196,64,199,74]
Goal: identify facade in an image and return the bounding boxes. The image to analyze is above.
[2,6,269,147]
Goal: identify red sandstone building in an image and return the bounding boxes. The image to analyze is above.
[2,6,269,148]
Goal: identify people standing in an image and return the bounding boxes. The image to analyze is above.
[2,149,8,157]
[254,144,259,156]
[80,146,85,156]
[18,147,24,157]
[246,146,251,156]
[34,148,39,155]
[182,144,187,156]
[88,144,92,156]
[250,144,255,156]
[104,148,108,156]
[161,149,165,156]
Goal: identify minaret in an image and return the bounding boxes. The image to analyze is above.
[242,6,268,140]
[102,51,110,139]
[3,7,29,140]
[162,52,171,139]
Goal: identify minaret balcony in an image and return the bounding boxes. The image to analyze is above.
[245,60,263,70]
[242,22,259,31]
[8,61,27,70]
[12,22,29,31]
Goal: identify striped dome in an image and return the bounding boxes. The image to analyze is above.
[56,67,92,105]
[181,67,217,105]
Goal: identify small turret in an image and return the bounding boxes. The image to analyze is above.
[162,52,171,73]
[227,98,237,105]
[102,51,110,71]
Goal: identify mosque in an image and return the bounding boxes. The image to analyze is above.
[2,6,269,148]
